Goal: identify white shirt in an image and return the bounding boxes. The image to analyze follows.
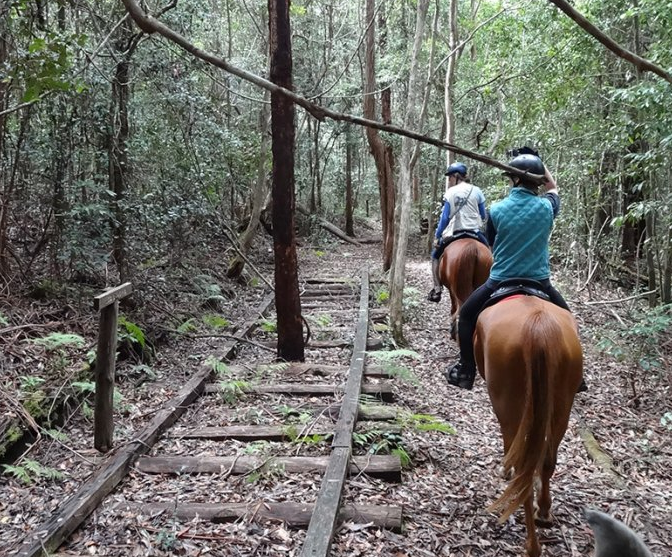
[441,181,486,239]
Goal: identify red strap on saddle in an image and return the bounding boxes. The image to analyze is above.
[501,294,525,303]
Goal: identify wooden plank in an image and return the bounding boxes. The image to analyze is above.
[174,422,400,441]
[93,282,133,310]
[257,338,382,350]
[204,381,394,401]
[136,454,401,481]
[332,269,369,448]
[15,291,276,557]
[301,270,370,557]
[234,362,392,378]
[118,500,403,531]
[298,403,398,421]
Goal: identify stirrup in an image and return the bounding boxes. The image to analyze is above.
[427,288,442,302]
[445,362,475,390]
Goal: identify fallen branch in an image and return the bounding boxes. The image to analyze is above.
[296,204,361,245]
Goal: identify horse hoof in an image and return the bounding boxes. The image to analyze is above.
[499,466,513,480]
[534,513,554,528]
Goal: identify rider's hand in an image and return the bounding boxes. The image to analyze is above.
[433,238,440,249]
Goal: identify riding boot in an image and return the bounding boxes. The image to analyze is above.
[444,360,476,390]
[577,377,588,393]
[427,259,442,302]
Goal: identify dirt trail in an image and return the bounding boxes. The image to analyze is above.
[1,233,669,556]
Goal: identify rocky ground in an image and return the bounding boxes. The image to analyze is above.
[1,227,670,556]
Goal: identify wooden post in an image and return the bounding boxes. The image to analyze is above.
[93,282,132,453]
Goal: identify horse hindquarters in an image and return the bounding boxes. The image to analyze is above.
[476,299,581,557]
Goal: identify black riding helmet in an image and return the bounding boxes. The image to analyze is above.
[504,154,544,177]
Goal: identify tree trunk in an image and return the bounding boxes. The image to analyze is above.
[344,129,354,237]
[268,0,304,362]
[389,0,429,345]
[363,0,395,272]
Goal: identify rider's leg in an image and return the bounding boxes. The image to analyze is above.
[446,281,496,389]
[543,281,588,393]
[427,244,445,302]
[476,230,490,248]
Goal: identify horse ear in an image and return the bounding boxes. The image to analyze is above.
[585,508,653,557]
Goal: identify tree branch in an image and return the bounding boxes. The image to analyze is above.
[546,0,672,84]
[119,0,545,181]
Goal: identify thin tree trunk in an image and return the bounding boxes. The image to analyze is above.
[227,98,271,278]
[110,53,130,283]
[268,0,304,362]
[444,0,458,174]
[363,0,395,272]
[390,0,429,345]
[0,10,10,281]
[50,2,68,277]
[344,129,354,237]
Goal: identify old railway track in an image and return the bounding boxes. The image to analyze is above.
[15,269,405,556]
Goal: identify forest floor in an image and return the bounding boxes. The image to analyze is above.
[1,225,670,556]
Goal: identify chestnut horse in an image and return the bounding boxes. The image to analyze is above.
[474,295,583,557]
[438,237,492,339]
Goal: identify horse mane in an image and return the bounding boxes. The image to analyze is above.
[488,309,562,522]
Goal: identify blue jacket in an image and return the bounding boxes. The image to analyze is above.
[486,187,560,281]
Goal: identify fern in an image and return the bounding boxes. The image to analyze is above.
[72,381,95,394]
[202,314,230,330]
[398,412,456,435]
[392,447,412,468]
[3,465,32,484]
[368,349,422,361]
[218,380,249,404]
[19,375,45,392]
[206,357,230,376]
[177,318,198,334]
[31,333,85,350]
[118,316,146,349]
[257,362,290,373]
[260,319,277,333]
[3,459,64,484]
[45,429,69,442]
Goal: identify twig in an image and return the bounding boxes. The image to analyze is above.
[583,289,658,306]
[159,327,276,352]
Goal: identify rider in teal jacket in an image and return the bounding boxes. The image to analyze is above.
[446,153,587,393]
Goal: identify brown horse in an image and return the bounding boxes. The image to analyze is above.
[438,238,492,339]
[473,296,583,557]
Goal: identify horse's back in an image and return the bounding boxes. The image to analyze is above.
[441,238,493,294]
[475,296,582,412]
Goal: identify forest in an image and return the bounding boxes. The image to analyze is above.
[0,0,671,556]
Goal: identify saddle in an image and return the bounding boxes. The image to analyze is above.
[441,230,487,248]
[482,278,550,311]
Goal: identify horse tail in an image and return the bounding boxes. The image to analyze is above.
[488,309,560,522]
